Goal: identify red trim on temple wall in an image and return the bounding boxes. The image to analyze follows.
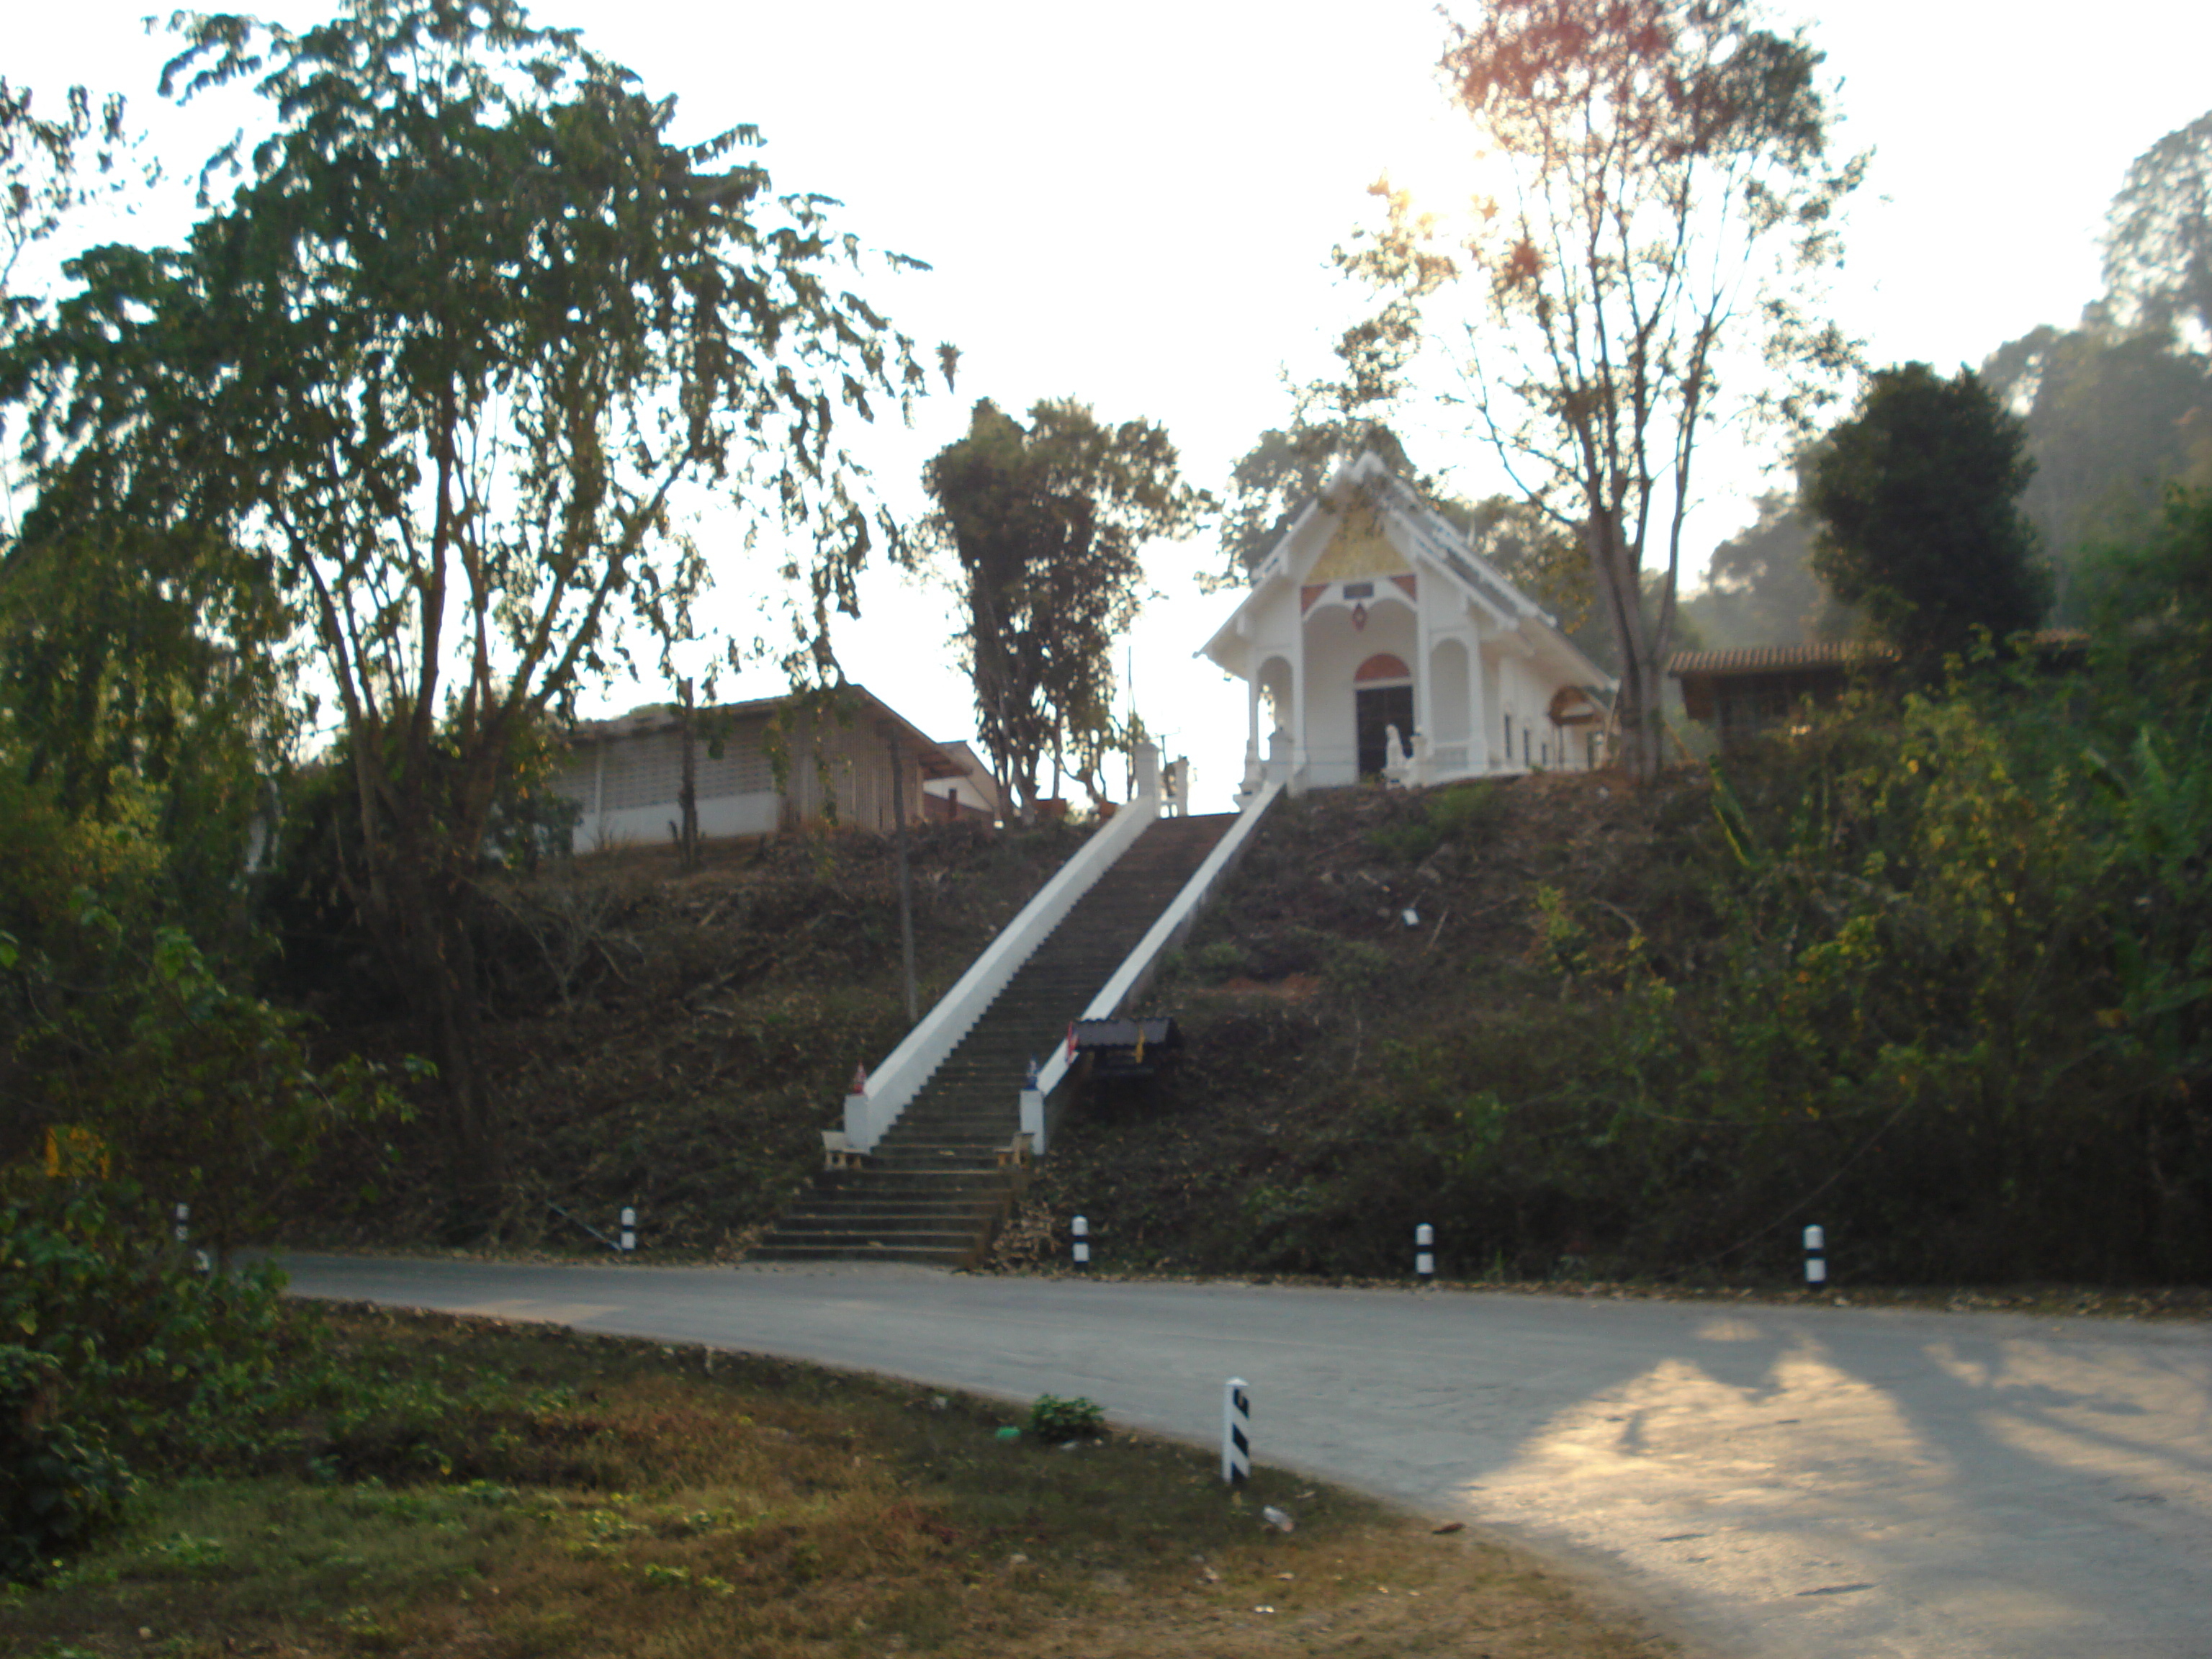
[1354,653,1412,683]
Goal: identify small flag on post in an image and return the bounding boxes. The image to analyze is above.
[1222,1377,1252,1485]
[1065,1022,1077,1062]
[1804,1223,1826,1285]
[621,1207,637,1253]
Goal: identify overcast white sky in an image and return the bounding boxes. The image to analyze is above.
[12,0,2211,807]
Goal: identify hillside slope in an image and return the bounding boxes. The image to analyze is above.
[288,820,1086,1252]
[994,703,2212,1291]
[991,773,1718,1280]
[305,706,2210,1289]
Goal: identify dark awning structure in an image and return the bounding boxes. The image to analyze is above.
[1072,1017,1182,1079]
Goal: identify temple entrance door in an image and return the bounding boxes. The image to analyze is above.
[1354,683,1413,779]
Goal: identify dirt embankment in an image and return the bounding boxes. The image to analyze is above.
[290,819,1084,1252]
[989,771,1717,1279]
[297,773,1700,1269]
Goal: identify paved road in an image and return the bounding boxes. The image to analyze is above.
[277,1255,2212,1659]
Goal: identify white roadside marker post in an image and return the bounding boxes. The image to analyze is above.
[1072,1215,1090,1272]
[1223,1377,1252,1485]
[174,1202,189,1244]
[620,1206,637,1254]
[1415,1223,1435,1282]
[1804,1223,1826,1286]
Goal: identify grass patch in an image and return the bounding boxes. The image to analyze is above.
[1,1306,1668,1658]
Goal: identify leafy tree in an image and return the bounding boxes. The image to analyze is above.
[1461,494,1596,635]
[2078,485,2212,714]
[922,398,1204,818]
[0,762,405,1264]
[1979,321,2212,614]
[6,906,404,1267]
[2103,107,2212,348]
[1334,0,1863,781]
[1806,363,2049,664]
[4,0,930,1214]
[0,78,133,320]
[1681,480,1863,649]
[3,83,273,942]
[0,505,291,943]
[1214,418,1424,589]
[1958,113,2212,624]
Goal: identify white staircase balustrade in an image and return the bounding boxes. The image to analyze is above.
[1021,775,1284,1154]
[843,744,1162,1154]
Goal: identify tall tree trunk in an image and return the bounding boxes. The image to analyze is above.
[389,856,505,1218]
[426,899,503,1210]
[346,761,507,1226]
[1587,510,1669,783]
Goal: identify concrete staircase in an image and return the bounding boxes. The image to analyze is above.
[749,811,1233,1267]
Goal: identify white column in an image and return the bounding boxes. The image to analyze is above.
[1467,623,1491,775]
[1413,590,1432,765]
[1244,673,1263,791]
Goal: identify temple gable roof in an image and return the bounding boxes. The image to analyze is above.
[1202,451,1608,690]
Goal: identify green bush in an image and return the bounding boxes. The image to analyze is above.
[1322,938,1392,996]
[1190,940,1251,984]
[1369,781,1506,865]
[0,1180,320,1581]
[1027,1394,1106,1444]
[0,1344,134,1583]
[1425,781,1506,845]
[0,1181,300,1470]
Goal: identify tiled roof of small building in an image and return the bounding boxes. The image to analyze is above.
[1665,642,1893,676]
[563,684,966,778]
[1668,631,2085,678]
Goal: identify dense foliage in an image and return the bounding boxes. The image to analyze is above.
[922,398,1204,816]
[0,1181,297,1578]
[1038,497,2212,1285]
[4,0,930,1213]
[1336,0,1863,778]
[1807,363,2050,662]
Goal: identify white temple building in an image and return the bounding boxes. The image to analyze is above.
[1201,451,1615,796]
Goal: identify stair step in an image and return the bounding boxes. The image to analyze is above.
[749,1243,974,1265]
[763,1227,986,1247]
[749,813,1236,1265]
[776,1208,1003,1228]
